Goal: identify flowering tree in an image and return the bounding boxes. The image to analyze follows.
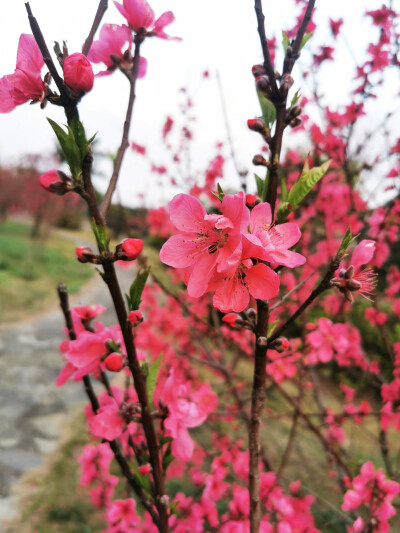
[2,0,400,532]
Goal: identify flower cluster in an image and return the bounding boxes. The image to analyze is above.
[160,192,305,312]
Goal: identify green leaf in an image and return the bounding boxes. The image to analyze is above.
[267,319,280,337]
[131,464,151,492]
[261,169,270,203]
[300,32,313,50]
[47,118,82,179]
[254,173,264,198]
[335,227,358,262]
[89,220,108,253]
[146,355,162,407]
[69,116,88,159]
[281,176,288,202]
[129,267,151,311]
[288,158,331,207]
[257,91,276,128]
[162,443,174,472]
[290,89,301,107]
[282,31,290,53]
[87,132,98,145]
[211,183,225,202]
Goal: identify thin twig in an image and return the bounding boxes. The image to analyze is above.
[100,36,143,217]
[283,0,316,76]
[254,0,278,97]
[268,256,339,345]
[82,0,108,56]
[216,71,246,188]
[270,272,315,311]
[56,284,158,524]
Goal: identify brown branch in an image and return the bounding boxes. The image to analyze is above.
[283,0,316,75]
[82,0,108,56]
[25,3,78,124]
[81,149,106,226]
[254,0,278,97]
[268,256,340,345]
[276,411,299,481]
[249,299,269,533]
[56,284,158,524]
[276,382,352,479]
[100,36,143,217]
[101,263,169,531]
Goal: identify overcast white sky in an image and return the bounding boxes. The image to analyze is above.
[0,0,399,207]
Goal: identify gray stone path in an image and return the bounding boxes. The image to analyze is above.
[0,264,134,526]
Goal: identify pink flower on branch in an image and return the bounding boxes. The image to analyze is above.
[114,0,181,40]
[332,240,377,303]
[0,34,45,113]
[63,53,94,92]
[88,23,147,77]
[160,193,248,299]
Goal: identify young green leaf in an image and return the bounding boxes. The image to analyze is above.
[335,227,358,262]
[254,173,264,198]
[257,91,276,128]
[89,219,109,254]
[300,32,313,50]
[129,267,151,311]
[146,355,162,407]
[47,118,82,179]
[70,116,88,159]
[287,158,331,207]
[290,89,301,107]
[282,31,290,53]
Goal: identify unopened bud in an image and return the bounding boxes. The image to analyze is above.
[76,247,99,264]
[105,353,124,372]
[39,169,72,195]
[115,238,144,261]
[252,154,268,167]
[257,336,268,347]
[290,117,302,128]
[246,308,257,319]
[255,75,271,95]
[291,105,302,118]
[270,336,290,352]
[280,73,294,93]
[63,53,94,93]
[252,64,266,78]
[247,118,266,133]
[128,310,143,325]
[245,194,259,208]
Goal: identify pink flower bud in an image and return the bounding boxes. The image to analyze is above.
[247,118,265,133]
[116,238,144,261]
[105,353,123,372]
[63,53,94,92]
[138,464,152,475]
[76,247,98,263]
[128,310,143,324]
[39,169,71,195]
[245,194,258,207]
[222,313,239,327]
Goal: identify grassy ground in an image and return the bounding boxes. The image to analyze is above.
[0,220,94,324]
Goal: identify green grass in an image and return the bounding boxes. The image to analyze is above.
[0,221,94,324]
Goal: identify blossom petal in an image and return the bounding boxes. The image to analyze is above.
[213,276,249,313]
[351,240,375,271]
[169,193,207,232]
[245,263,280,301]
[250,202,272,234]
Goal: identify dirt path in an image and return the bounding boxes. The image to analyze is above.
[0,262,134,526]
